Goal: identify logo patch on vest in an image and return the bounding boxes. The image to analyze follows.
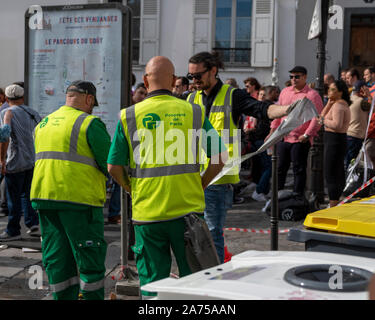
[142,113,161,129]
[39,117,48,128]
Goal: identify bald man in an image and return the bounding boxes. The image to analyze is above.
[107,56,227,298]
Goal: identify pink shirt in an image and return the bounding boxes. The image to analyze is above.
[270,85,323,144]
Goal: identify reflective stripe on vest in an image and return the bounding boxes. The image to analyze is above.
[129,163,200,178]
[188,85,240,185]
[35,151,98,168]
[69,113,88,153]
[126,103,202,178]
[188,88,237,144]
[50,276,79,293]
[35,113,98,169]
[80,278,104,292]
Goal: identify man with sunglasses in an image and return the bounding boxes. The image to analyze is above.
[268,66,323,196]
[187,51,292,263]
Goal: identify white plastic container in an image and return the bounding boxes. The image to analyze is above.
[142,250,375,300]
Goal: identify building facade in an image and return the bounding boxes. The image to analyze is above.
[296,0,375,82]
[128,0,295,89]
[0,0,374,91]
[126,0,375,90]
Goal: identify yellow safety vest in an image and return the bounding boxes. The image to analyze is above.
[121,94,206,222]
[30,106,106,207]
[188,84,240,185]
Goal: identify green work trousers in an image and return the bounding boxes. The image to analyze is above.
[38,207,107,300]
[133,217,191,297]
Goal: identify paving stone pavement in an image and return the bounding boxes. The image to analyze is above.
[0,176,311,300]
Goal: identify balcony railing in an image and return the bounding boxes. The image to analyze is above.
[212,47,251,67]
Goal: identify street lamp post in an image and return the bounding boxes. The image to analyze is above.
[309,0,330,206]
[270,145,278,250]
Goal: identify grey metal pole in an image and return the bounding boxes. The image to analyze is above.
[120,187,128,267]
[271,144,278,250]
[309,0,330,205]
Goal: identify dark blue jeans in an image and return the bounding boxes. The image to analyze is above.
[5,169,39,236]
[108,181,120,218]
[204,184,233,263]
[250,139,272,194]
[345,135,363,170]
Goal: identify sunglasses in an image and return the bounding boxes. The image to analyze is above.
[186,69,209,81]
[289,75,302,80]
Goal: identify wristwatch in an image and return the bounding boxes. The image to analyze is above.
[319,116,324,125]
[303,133,309,139]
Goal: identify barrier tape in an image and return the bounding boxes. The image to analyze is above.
[224,227,290,234]
[338,176,375,206]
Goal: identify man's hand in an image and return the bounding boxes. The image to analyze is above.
[361,85,371,99]
[317,115,324,126]
[298,134,309,143]
[107,164,131,194]
[201,150,228,189]
[267,104,290,119]
[264,128,276,142]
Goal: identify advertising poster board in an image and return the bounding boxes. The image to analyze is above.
[25,3,132,138]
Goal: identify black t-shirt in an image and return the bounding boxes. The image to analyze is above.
[200,79,272,126]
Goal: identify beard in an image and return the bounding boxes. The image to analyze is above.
[195,79,211,91]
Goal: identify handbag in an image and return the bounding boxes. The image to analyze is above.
[184,213,220,273]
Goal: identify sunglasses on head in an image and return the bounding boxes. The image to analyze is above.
[289,75,302,80]
[186,69,210,81]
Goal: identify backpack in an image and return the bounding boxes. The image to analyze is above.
[265,190,311,221]
[343,165,375,198]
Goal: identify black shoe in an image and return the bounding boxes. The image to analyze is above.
[0,209,9,216]
[233,196,245,204]
[0,231,21,241]
[108,215,121,225]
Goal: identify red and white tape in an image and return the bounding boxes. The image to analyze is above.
[338,176,375,206]
[224,227,290,234]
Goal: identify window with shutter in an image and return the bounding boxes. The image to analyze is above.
[213,0,253,67]
[193,0,213,55]
[126,0,160,65]
[127,0,141,64]
[139,0,160,65]
[251,0,274,67]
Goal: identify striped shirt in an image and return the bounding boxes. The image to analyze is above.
[0,104,42,173]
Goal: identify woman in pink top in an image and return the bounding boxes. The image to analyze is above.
[318,80,351,207]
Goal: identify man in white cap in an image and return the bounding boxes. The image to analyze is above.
[0,84,41,241]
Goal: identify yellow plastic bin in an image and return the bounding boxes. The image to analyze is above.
[287,196,375,259]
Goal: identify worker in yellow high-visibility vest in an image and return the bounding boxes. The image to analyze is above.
[187,51,292,263]
[107,56,227,298]
[30,81,111,300]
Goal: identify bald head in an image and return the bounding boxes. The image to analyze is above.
[143,56,176,92]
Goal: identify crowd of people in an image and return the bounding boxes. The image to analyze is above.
[0,51,375,300]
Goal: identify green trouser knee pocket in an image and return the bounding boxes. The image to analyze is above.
[75,239,107,276]
[132,243,156,297]
[132,243,149,280]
